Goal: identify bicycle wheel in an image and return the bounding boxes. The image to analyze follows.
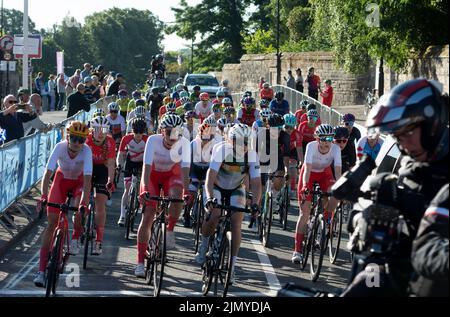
[282,186,290,231]
[262,193,273,247]
[220,231,233,298]
[201,238,215,296]
[193,196,203,254]
[150,219,166,297]
[46,232,62,297]
[328,206,343,264]
[125,187,136,240]
[310,213,326,282]
[83,207,93,270]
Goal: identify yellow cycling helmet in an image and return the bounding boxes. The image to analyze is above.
[66,120,89,138]
[163,96,172,105]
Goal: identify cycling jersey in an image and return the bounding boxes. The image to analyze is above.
[182,124,196,141]
[117,98,130,117]
[126,110,152,133]
[47,141,93,179]
[106,114,126,141]
[299,113,322,125]
[195,101,213,121]
[297,120,319,145]
[127,99,144,114]
[269,99,289,116]
[289,130,301,151]
[356,136,383,160]
[252,119,265,131]
[210,142,260,190]
[86,134,116,165]
[190,92,200,104]
[260,88,274,101]
[294,109,306,125]
[304,141,341,172]
[256,129,290,174]
[118,134,149,162]
[143,134,191,172]
[237,108,260,126]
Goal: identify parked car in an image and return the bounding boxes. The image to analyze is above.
[183,73,220,98]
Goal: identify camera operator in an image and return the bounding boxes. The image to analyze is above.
[338,79,449,297]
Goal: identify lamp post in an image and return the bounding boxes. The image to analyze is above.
[276,0,281,85]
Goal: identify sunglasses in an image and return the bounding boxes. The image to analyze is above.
[319,136,334,143]
[308,116,318,120]
[8,100,18,104]
[334,139,348,144]
[344,121,354,127]
[110,110,118,114]
[213,108,221,113]
[133,129,145,134]
[69,135,86,144]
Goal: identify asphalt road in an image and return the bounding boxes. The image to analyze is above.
[0,177,352,297]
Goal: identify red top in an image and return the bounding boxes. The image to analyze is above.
[321,86,333,106]
[297,121,319,144]
[118,134,149,162]
[299,113,322,125]
[260,88,274,100]
[289,130,302,151]
[295,109,306,126]
[86,134,116,165]
[159,106,167,118]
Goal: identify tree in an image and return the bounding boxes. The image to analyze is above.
[242,29,276,54]
[1,8,36,36]
[287,6,312,42]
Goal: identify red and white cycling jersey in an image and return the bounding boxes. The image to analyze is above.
[304,141,341,172]
[86,134,116,165]
[143,134,191,172]
[118,134,149,162]
[195,101,213,121]
[46,141,93,179]
[106,114,126,139]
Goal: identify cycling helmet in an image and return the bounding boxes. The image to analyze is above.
[118,89,128,97]
[300,100,309,109]
[180,96,190,105]
[200,92,209,101]
[315,124,335,136]
[135,99,146,107]
[131,117,147,133]
[259,99,269,108]
[307,103,316,111]
[212,99,221,105]
[221,87,230,95]
[151,87,159,94]
[166,102,177,113]
[160,114,183,129]
[193,85,201,92]
[108,102,120,112]
[183,102,194,112]
[243,96,255,106]
[171,91,180,100]
[179,91,189,98]
[260,108,272,118]
[198,123,213,137]
[342,113,355,123]
[185,110,196,119]
[263,82,270,88]
[90,115,110,129]
[268,113,284,128]
[224,107,235,115]
[135,105,147,117]
[222,97,233,105]
[275,91,284,100]
[163,96,171,105]
[222,79,229,86]
[66,121,89,138]
[307,109,319,118]
[204,115,217,127]
[175,84,184,92]
[283,114,296,127]
[228,123,253,140]
[333,126,349,139]
[217,117,227,129]
[93,108,105,118]
[132,90,142,100]
[216,90,225,98]
[366,79,448,161]
[244,91,252,97]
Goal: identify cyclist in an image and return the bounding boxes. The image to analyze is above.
[85,116,116,255]
[106,102,126,151]
[212,90,225,105]
[182,110,197,141]
[260,82,274,102]
[259,99,270,110]
[33,121,93,287]
[195,92,213,122]
[224,106,239,125]
[211,103,223,121]
[292,124,342,264]
[269,91,290,116]
[195,124,261,284]
[295,100,309,126]
[341,113,361,165]
[283,113,302,196]
[117,89,130,119]
[297,109,320,157]
[299,104,322,125]
[252,108,272,132]
[147,87,164,125]
[356,131,384,161]
[126,103,152,133]
[135,114,191,277]
[237,96,260,127]
[217,117,228,139]
[127,90,143,115]
[116,118,149,226]
[332,126,352,173]
[190,85,201,104]
[222,97,233,109]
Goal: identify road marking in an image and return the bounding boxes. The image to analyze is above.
[2,250,39,290]
[251,240,282,292]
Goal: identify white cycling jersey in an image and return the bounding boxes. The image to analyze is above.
[304,141,342,173]
[143,134,191,172]
[191,137,218,168]
[195,101,213,119]
[106,114,126,137]
[126,110,152,133]
[47,141,93,179]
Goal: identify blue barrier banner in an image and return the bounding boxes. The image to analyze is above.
[0,143,22,212]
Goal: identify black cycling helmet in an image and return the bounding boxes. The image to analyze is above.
[268,113,285,128]
[131,118,147,133]
[275,91,284,100]
[151,87,159,94]
[366,78,449,161]
[135,99,146,107]
[307,103,317,111]
[193,85,201,91]
[333,126,350,139]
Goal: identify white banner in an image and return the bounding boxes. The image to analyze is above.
[57,51,64,74]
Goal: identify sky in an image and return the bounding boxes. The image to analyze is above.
[2,0,202,51]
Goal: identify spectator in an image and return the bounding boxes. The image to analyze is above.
[260,82,274,101]
[22,94,51,136]
[80,63,92,81]
[258,76,265,90]
[56,73,67,110]
[320,79,334,107]
[295,68,304,93]
[83,77,95,104]
[91,75,101,101]
[106,73,125,96]
[0,95,37,143]
[66,69,81,97]
[48,74,57,111]
[285,70,295,90]
[67,83,91,118]
[17,88,31,104]
[304,67,321,100]
[34,72,45,96]
[0,127,6,146]
[92,64,106,83]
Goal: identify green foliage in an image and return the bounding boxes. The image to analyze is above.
[242,29,276,54]
[1,9,36,36]
[287,6,312,42]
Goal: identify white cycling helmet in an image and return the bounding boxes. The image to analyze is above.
[135,105,147,117]
[166,102,177,112]
[108,102,120,112]
[228,123,253,140]
[260,108,272,118]
[160,113,183,129]
[315,124,335,136]
[90,116,110,131]
[203,115,217,127]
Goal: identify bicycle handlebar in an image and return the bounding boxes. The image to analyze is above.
[146,195,185,203]
[44,201,78,212]
[215,204,251,214]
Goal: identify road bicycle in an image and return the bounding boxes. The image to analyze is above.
[190,180,205,254]
[124,168,141,240]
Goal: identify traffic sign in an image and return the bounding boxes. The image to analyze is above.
[0,35,14,51]
[4,52,12,60]
[13,34,42,59]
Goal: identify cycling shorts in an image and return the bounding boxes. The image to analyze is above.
[297,164,335,202]
[123,160,143,185]
[47,169,83,215]
[92,164,110,198]
[289,149,298,161]
[204,184,246,209]
[140,164,184,208]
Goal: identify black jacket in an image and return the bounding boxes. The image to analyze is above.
[106,80,121,96]
[67,91,91,118]
[0,111,37,143]
[410,183,449,297]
